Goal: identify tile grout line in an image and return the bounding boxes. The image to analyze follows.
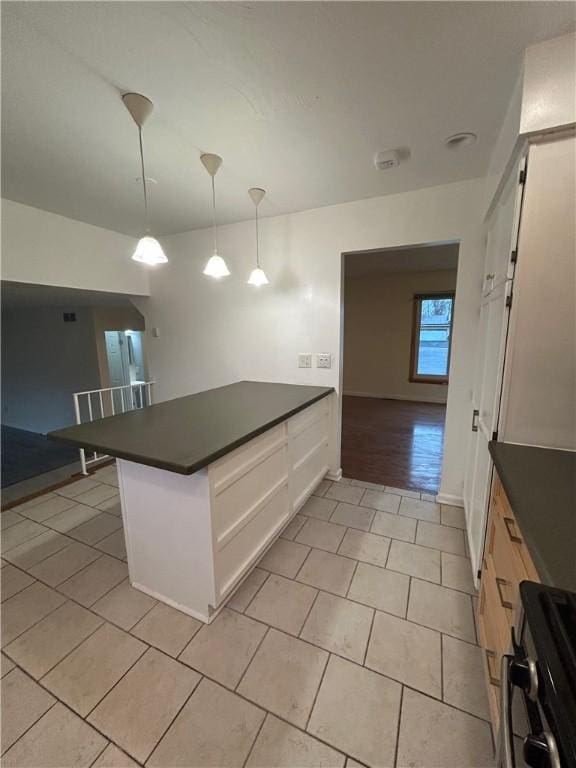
[298,588,322,637]
[405,576,412,620]
[392,684,405,768]
[241,570,271,615]
[140,670,204,765]
[440,631,445,702]
[240,710,268,768]
[87,739,114,768]
[344,555,360,599]
[361,606,376,667]
[303,649,331,733]
[233,626,271,693]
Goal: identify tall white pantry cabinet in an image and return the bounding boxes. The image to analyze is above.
[464,132,576,576]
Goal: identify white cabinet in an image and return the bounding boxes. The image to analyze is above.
[464,157,525,575]
[464,134,576,575]
[118,394,335,622]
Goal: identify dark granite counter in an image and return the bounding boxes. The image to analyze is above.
[489,441,576,592]
[49,381,334,476]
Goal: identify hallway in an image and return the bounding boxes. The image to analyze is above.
[341,397,446,494]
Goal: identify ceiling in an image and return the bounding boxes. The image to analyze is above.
[345,243,459,276]
[1,281,135,309]
[2,3,575,237]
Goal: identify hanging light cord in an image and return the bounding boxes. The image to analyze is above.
[211,175,218,254]
[255,204,260,268]
[138,127,150,233]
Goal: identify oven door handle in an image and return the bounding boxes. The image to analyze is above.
[498,654,515,768]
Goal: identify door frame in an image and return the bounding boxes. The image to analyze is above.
[337,239,461,491]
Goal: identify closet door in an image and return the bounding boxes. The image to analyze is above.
[464,156,526,575]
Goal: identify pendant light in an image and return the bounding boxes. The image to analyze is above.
[200,153,229,278]
[122,93,168,265]
[247,187,269,286]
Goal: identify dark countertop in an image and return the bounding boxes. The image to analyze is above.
[49,381,334,476]
[489,441,576,592]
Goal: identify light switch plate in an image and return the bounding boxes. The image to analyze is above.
[316,353,331,369]
[298,353,312,368]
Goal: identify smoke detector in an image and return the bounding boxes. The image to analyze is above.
[374,150,400,170]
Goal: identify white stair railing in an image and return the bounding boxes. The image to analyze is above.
[73,381,155,475]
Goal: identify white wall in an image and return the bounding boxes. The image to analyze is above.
[1,199,150,297]
[138,177,486,503]
[1,305,101,433]
[343,269,458,403]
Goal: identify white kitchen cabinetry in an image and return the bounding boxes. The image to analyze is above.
[464,134,575,575]
[118,395,333,622]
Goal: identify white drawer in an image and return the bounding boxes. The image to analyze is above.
[214,483,290,601]
[210,423,287,494]
[290,441,329,512]
[288,398,329,438]
[212,443,288,546]
[289,412,329,470]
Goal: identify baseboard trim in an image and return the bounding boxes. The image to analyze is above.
[343,391,448,405]
[436,493,464,508]
[326,468,343,482]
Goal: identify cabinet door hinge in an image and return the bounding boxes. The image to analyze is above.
[471,409,479,432]
[477,569,482,581]
[510,248,518,264]
[492,430,498,441]
[519,169,526,185]
[506,293,513,309]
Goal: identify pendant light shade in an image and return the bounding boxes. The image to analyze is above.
[133,236,168,265]
[247,266,269,286]
[122,93,167,266]
[201,153,229,278]
[203,253,230,278]
[247,187,269,286]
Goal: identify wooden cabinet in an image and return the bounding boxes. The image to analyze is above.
[477,471,539,729]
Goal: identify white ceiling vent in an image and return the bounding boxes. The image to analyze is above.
[374,150,400,170]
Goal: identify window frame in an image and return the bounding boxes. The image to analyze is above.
[409,291,455,384]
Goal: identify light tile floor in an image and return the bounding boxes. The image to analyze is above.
[1,466,495,767]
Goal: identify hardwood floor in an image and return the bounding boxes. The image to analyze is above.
[341,396,447,494]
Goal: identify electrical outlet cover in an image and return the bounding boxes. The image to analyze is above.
[298,353,312,368]
[317,353,331,369]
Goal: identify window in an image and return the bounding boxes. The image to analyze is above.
[410,293,455,383]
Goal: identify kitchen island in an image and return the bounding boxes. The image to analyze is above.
[50,381,336,622]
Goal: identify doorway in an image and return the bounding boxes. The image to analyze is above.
[340,242,459,494]
[104,330,147,412]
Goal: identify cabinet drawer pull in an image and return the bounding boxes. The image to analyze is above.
[485,649,501,687]
[503,516,522,544]
[496,577,514,609]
